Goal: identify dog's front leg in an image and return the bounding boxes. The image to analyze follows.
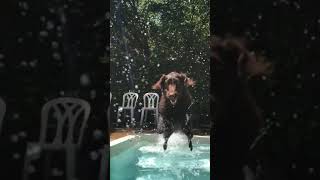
[162,117,173,150]
[183,130,193,151]
[163,130,173,150]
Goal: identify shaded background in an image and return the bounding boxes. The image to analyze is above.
[213,0,320,179]
[110,0,210,131]
[0,0,108,179]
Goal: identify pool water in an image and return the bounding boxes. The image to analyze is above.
[110,132,210,180]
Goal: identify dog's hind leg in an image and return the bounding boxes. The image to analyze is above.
[163,119,173,150]
[183,128,193,151]
[183,114,193,151]
[188,136,193,151]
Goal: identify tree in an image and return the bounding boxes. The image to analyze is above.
[110,0,210,128]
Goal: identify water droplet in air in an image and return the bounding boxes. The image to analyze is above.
[90,151,99,160]
[46,21,55,30]
[13,153,21,159]
[10,135,19,143]
[80,73,91,86]
[52,53,61,60]
[39,31,48,37]
[292,113,298,119]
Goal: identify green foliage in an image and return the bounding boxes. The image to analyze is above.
[111,0,210,127]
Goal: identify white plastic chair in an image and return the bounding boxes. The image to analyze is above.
[139,93,159,128]
[0,97,6,136]
[116,92,138,126]
[22,97,91,180]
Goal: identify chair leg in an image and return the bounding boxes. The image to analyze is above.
[116,108,120,125]
[66,146,76,180]
[155,110,159,128]
[140,108,145,127]
[130,109,134,126]
[145,110,148,123]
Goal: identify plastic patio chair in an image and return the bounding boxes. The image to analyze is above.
[139,93,159,128]
[0,97,6,136]
[22,97,91,180]
[116,92,138,126]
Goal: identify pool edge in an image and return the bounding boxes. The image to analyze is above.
[110,135,136,147]
[110,134,210,147]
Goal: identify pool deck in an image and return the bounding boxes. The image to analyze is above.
[110,129,210,142]
[110,130,135,141]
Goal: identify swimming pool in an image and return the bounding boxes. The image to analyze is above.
[110,132,210,180]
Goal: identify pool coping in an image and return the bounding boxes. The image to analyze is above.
[110,134,210,147]
[139,133,210,138]
[110,135,136,147]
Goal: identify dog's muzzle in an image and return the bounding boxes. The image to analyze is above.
[169,99,177,105]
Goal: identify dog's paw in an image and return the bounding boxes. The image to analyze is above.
[189,141,193,151]
[163,143,167,150]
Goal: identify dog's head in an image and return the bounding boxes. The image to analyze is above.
[210,36,273,81]
[152,72,195,106]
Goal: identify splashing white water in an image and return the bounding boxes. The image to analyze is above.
[136,132,210,179]
[156,131,189,146]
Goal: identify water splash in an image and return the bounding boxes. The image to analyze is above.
[156,131,188,146]
[136,132,210,179]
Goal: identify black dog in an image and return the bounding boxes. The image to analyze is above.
[210,36,272,179]
[152,72,195,151]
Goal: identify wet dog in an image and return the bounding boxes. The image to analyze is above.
[152,72,195,151]
[210,36,272,179]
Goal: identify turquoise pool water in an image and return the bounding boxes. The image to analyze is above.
[110,133,210,180]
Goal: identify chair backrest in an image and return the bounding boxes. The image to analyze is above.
[121,92,138,108]
[143,93,159,108]
[0,97,6,135]
[40,97,91,146]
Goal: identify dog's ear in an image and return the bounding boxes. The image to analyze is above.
[186,78,195,87]
[209,36,224,64]
[242,52,273,77]
[152,74,166,90]
[237,52,250,77]
[180,73,195,87]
